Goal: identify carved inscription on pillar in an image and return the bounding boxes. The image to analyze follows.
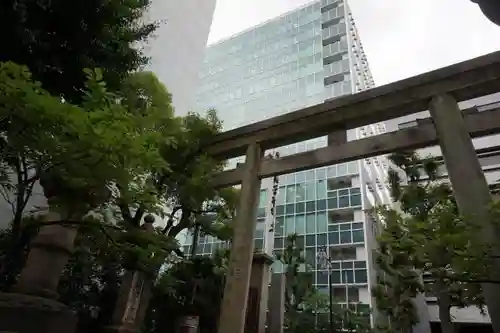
[122,271,145,324]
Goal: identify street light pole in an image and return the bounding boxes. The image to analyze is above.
[317,247,334,333]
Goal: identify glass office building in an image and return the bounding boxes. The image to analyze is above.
[184,0,391,323]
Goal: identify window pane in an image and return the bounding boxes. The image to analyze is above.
[338,163,347,176]
[317,271,329,284]
[306,214,316,234]
[317,199,327,211]
[296,184,306,201]
[296,215,306,234]
[259,190,268,208]
[286,204,295,215]
[328,197,338,209]
[275,217,285,236]
[296,171,306,183]
[285,216,295,235]
[327,166,337,178]
[306,235,316,247]
[317,180,326,199]
[328,232,339,245]
[286,186,296,203]
[317,233,327,246]
[316,212,328,233]
[339,196,350,208]
[355,269,368,283]
[316,168,326,179]
[351,194,362,206]
[277,187,286,205]
[331,270,341,283]
[305,200,316,212]
[296,202,305,214]
[343,270,354,283]
[276,205,285,216]
[274,237,284,249]
[340,231,352,244]
[306,182,316,200]
[353,230,364,243]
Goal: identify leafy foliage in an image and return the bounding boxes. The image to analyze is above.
[0,0,157,103]
[278,234,371,333]
[143,252,229,333]
[374,151,491,333]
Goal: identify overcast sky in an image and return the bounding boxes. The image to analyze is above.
[208,0,500,86]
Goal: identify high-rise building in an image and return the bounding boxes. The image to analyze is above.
[143,0,217,115]
[185,0,390,324]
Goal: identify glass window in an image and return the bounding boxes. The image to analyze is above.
[296,214,306,234]
[344,270,354,283]
[277,187,286,205]
[316,168,326,179]
[338,163,347,176]
[331,270,341,284]
[339,196,350,208]
[275,217,285,236]
[276,205,285,216]
[305,248,316,267]
[274,237,284,249]
[306,170,315,181]
[353,230,364,243]
[351,194,362,206]
[305,200,316,212]
[306,234,316,246]
[354,261,366,269]
[306,214,316,234]
[317,199,327,211]
[285,216,295,235]
[285,204,295,215]
[254,239,263,251]
[340,231,351,244]
[296,184,306,202]
[296,202,305,214]
[327,166,337,178]
[317,180,326,199]
[285,174,295,185]
[317,233,327,246]
[328,197,338,209]
[317,271,329,285]
[257,207,266,218]
[259,190,268,208]
[355,269,368,283]
[316,212,328,233]
[286,186,296,203]
[306,182,316,200]
[296,171,306,183]
[328,232,339,245]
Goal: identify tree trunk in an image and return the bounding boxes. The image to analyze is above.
[438,294,455,333]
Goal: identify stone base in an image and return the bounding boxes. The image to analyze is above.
[0,292,77,333]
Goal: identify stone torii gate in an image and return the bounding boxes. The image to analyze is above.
[204,50,500,333]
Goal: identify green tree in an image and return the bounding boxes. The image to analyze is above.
[278,234,371,333]
[0,0,156,103]
[143,251,229,333]
[375,151,491,333]
[0,63,172,288]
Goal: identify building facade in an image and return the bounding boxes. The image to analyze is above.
[143,0,217,115]
[184,0,391,324]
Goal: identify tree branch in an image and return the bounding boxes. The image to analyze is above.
[162,206,182,235]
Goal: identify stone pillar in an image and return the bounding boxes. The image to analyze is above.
[267,273,286,333]
[218,143,263,333]
[0,212,78,333]
[106,216,155,333]
[429,94,500,333]
[245,253,273,333]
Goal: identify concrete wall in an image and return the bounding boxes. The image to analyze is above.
[143,0,217,115]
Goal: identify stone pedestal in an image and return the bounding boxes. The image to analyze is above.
[245,253,274,333]
[267,274,286,333]
[106,217,155,333]
[0,212,78,333]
